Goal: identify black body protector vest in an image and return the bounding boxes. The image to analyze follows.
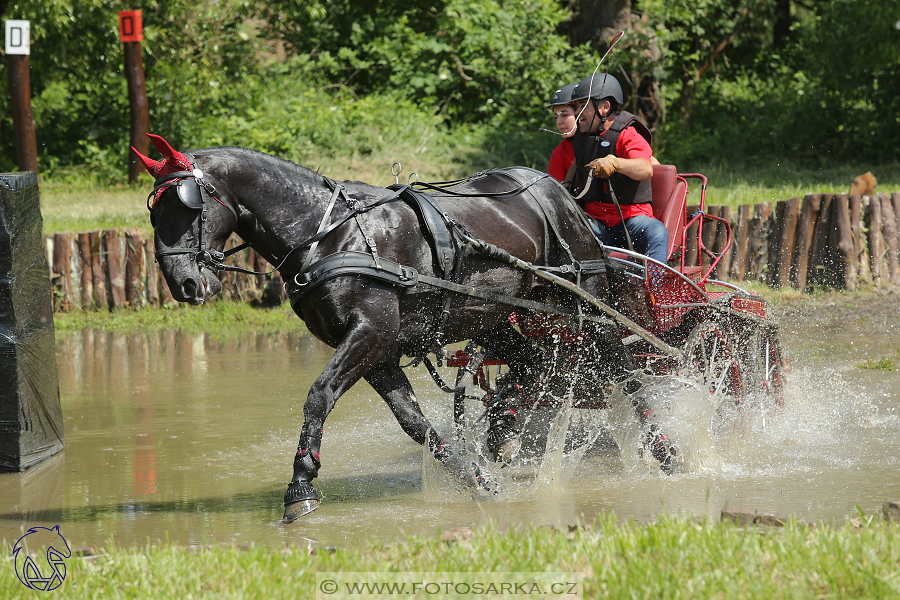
[571,111,653,206]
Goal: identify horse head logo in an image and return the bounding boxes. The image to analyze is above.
[12,525,71,591]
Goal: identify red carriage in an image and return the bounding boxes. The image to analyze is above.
[444,164,786,430]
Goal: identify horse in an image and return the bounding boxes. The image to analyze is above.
[132,134,644,521]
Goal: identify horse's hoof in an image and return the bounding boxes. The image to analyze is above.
[283,499,320,522]
[643,424,681,475]
[486,425,521,464]
[283,481,320,522]
[472,463,499,495]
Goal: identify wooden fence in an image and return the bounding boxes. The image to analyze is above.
[700,191,900,291]
[44,191,900,311]
[45,229,284,312]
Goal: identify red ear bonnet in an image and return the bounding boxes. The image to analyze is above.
[134,134,195,207]
[130,147,158,175]
[130,134,192,178]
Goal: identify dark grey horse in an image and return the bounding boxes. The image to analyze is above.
[133,135,638,520]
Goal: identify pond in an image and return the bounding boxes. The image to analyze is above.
[1,298,898,550]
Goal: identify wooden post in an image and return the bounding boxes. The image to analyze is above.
[685,205,700,267]
[711,205,732,279]
[247,248,262,298]
[120,11,149,184]
[701,205,720,272]
[773,197,800,288]
[124,228,144,307]
[790,194,821,290]
[104,229,126,309]
[880,193,900,284]
[827,194,856,290]
[892,192,900,235]
[77,232,94,309]
[51,232,73,312]
[849,195,872,287]
[89,230,108,309]
[230,237,252,301]
[865,196,886,287]
[746,202,773,282]
[807,195,834,289]
[766,201,786,287]
[144,238,159,306]
[730,204,751,281]
[6,21,38,173]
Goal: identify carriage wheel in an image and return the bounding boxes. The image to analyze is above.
[680,320,745,401]
[739,325,785,409]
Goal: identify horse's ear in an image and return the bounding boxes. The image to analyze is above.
[147,134,176,157]
[131,146,158,175]
[147,133,191,170]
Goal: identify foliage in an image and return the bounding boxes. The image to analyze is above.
[263,0,594,129]
[2,0,900,176]
[0,0,258,175]
[858,356,896,371]
[645,0,900,164]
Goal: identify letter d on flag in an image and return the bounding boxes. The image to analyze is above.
[5,20,30,55]
[119,10,143,42]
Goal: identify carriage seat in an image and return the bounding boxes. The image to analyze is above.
[650,164,687,262]
[605,164,687,263]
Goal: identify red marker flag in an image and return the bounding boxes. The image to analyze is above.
[119,10,143,42]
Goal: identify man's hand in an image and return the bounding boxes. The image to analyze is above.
[587,155,619,179]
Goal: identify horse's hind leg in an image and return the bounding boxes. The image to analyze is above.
[365,364,487,487]
[471,321,544,463]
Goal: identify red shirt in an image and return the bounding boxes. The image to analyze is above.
[584,126,653,227]
[548,139,574,182]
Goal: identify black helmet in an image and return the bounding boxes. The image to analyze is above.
[571,73,624,105]
[547,83,577,108]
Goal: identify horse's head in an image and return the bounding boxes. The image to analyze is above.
[133,135,239,304]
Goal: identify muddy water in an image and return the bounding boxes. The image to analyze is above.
[1,302,899,550]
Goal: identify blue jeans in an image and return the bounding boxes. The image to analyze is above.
[590,214,669,264]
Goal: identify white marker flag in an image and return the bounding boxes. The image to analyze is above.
[5,20,30,55]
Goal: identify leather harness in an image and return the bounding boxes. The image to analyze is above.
[150,162,613,351]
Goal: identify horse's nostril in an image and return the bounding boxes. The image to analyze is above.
[182,278,198,298]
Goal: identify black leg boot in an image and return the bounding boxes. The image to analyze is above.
[485,405,521,464]
[627,379,679,474]
[283,422,323,521]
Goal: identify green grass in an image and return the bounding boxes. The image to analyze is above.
[858,356,896,371]
[53,299,307,340]
[3,516,899,599]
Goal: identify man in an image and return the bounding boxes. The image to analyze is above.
[569,73,668,264]
[546,83,577,182]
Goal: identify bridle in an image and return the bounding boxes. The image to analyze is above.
[149,153,253,273]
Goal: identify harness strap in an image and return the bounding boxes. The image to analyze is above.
[301,182,344,275]
[285,251,614,327]
[415,171,549,198]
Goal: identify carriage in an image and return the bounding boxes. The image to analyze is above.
[441,164,785,453]
[135,136,787,520]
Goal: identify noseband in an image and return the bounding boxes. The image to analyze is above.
[150,153,249,272]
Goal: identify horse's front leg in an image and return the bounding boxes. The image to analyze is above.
[284,313,392,521]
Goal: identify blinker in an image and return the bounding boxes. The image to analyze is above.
[175,179,203,210]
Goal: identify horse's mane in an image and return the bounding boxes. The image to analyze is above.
[187,145,323,182]
[191,146,388,195]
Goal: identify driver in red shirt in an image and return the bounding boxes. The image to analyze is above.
[546,83,577,182]
[569,73,668,264]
